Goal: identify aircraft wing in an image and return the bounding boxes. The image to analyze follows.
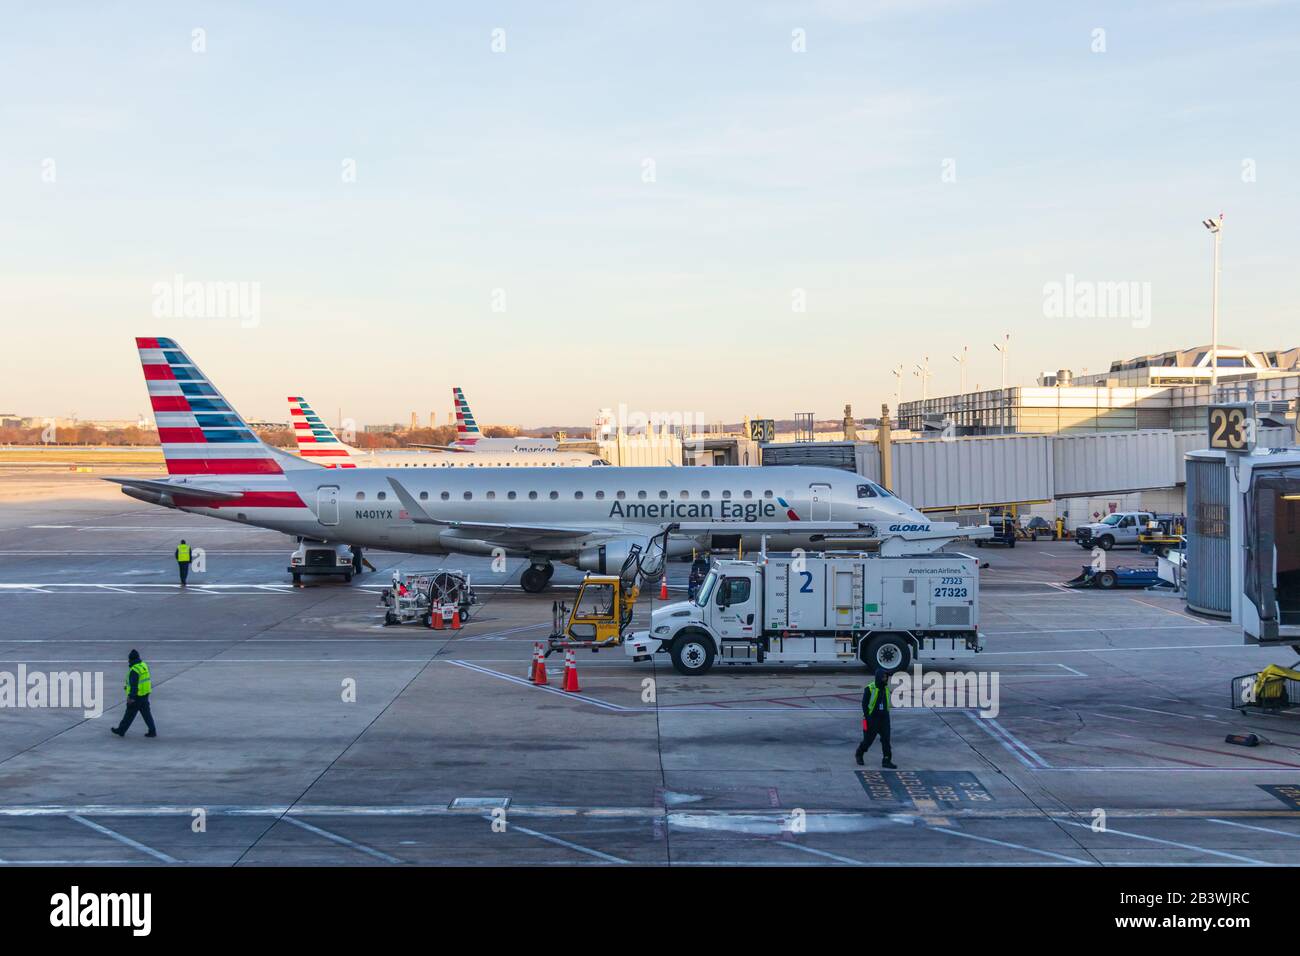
[385,477,597,541]
[103,477,243,501]
[400,443,472,453]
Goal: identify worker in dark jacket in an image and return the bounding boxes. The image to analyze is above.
[175,539,192,587]
[111,649,157,738]
[687,554,710,600]
[855,667,896,768]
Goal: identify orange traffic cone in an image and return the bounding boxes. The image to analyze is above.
[561,648,581,693]
[659,576,669,601]
[450,608,462,630]
[531,644,549,686]
[430,607,443,630]
[527,642,540,681]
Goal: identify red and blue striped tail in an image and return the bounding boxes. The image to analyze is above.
[288,396,356,467]
[137,336,282,476]
[453,386,481,444]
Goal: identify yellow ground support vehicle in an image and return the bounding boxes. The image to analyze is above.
[547,529,668,653]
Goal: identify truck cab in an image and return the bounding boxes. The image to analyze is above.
[1074,511,1154,551]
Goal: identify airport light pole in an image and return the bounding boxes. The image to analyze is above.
[993,334,1010,434]
[1202,213,1223,394]
[952,346,968,394]
[914,357,931,401]
[891,365,904,408]
[993,333,1009,391]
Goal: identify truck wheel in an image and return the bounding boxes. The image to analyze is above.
[1097,535,1114,551]
[1097,570,1118,589]
[459,606,471,623]
[384,611,398,626]
[862,634,912,673]
[670,632,715,675]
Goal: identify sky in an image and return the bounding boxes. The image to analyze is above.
[2,0,1298,428]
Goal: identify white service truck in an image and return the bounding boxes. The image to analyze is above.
[625,553,982,674]
[1073,511,1155,551]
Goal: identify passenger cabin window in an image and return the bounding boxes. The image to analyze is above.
[616,491,625,499]
[377,492,387,500]
[419,491,428,500]
[355,492,365,500]
[595,491,605,499]
[441,492,450,500]
[463,491,472,500]
[486,491,495,500]
[763,490,773,498]
[549,491,559,500]
[743,490,753,499]
[507,491,517,500]
[700,490,710,499]
[637,490,647,500]
[574,491,584,499]
[658,490,668,500]
[721,490,731,499]
[529,491,538,500]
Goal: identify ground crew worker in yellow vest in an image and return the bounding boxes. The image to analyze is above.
[855,668,896,769]
[111,649,157,738]
[175,539,191,587]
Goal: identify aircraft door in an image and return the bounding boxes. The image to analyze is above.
[317,485,340,526]
[809,483,832,521]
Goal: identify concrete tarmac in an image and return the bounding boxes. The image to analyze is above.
[2,472,1299,866]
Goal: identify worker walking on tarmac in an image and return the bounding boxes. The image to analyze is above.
[175,539,192,587]
[111,649,157,738]
[855,668,897,769]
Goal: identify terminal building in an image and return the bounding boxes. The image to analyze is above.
[897,345,1300,437]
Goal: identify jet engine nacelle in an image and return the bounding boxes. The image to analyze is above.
[576,539,644,575]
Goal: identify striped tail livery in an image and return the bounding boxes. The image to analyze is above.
[288,396,358,467]
[453,386,482,445]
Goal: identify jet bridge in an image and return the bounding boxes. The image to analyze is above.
[1238,450,1300,648]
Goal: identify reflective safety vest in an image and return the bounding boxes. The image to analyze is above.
[867,683,890,715]
[176,543,191,562]
[125,661,152,696]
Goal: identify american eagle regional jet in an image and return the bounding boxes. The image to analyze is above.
[109,338,964,593]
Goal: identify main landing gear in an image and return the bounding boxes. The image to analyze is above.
[520,561,555,594]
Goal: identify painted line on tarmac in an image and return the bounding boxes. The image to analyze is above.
[1207,818,1300,839]
[925,825,1092,865]
[965,712,1051,768]
[982,624,1232,636]
[774,840,865,865]
[507,823,629,864]
[1058,819,1271,865]
[67,813,179,864]
[279,816,402,864]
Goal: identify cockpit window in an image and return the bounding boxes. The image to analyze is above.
[857,484,876,498]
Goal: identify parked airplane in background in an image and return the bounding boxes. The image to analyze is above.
[287,396,605,468]
[111,339,982,592]
[407,387,592,455]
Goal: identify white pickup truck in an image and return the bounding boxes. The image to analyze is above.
[1073,511,1154,551]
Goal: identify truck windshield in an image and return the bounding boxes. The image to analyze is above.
[1101,514,1123,526]
[694,570,718,607]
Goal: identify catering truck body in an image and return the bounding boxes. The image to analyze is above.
[626,553,982,674]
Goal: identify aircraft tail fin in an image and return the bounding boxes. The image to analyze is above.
[136,337,296,476]
[287,396,359,468]
[452,386,482,445]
